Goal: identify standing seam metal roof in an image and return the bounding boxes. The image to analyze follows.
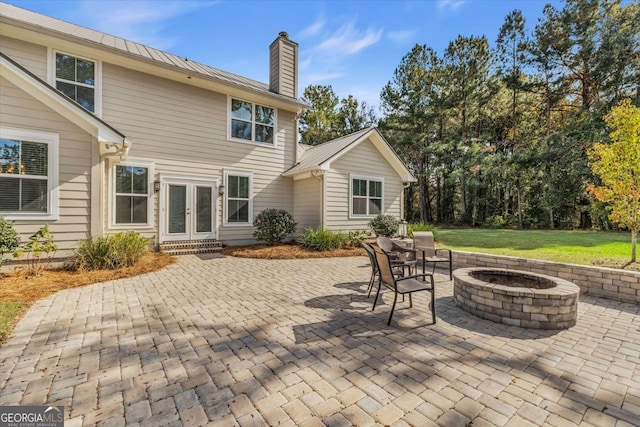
[0,2,305,106]
[284,127,374,176]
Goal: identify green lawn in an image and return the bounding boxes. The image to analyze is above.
[431,228,635,267]
[0,301,29,344]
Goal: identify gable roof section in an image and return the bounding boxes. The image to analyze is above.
[283,127,416,182]
[0,3,306,110]
[0,51,127,150]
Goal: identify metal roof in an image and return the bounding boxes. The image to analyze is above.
[284,128,373,176]
[0,2,305,107]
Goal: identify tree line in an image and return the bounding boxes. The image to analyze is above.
[299,0,639,230]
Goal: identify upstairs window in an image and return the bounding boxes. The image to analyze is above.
[230,98,275,144]
[351,176,383,217]
[55,52,96,112]
[0,128,58,220]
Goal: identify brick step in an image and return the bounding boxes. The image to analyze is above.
[159,240,223,256]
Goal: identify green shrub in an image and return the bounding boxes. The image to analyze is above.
[71,231,148,271]
[344,230,369,248]
[0,216,20,269]
[13,224,57,275]
[299,228,368,251]
[253,209,297,245]
[368,214,399,237]
[483,214,517,229]
[407,222,435,237]
[300,228,344,251]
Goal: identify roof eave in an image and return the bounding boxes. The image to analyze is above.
[0,17,309,111]
[321,128,416,182]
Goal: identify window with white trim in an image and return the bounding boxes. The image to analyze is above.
[351,176,383,217]
[54,51,96,113]
[0,128,58,220]
[112,161,154,227]
[224,171,252,224]
[229,98,275,144]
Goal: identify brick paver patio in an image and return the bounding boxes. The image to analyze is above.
[0,255,639,426]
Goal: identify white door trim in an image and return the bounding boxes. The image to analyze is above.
[158,174,219,243]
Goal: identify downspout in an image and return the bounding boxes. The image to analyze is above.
[97,138,133,238]
[294,108,304,164]
[312,169,325,228]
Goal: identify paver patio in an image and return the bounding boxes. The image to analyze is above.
[0,254,639,426]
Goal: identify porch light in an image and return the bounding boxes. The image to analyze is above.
[218,185,225,196]
[398,219,407,239]
[154,181,160,192]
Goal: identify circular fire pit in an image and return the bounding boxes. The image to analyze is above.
[453,267,579,329]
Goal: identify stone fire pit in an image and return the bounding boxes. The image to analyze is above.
[453,267,579,329]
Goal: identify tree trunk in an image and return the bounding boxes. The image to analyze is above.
[517,183,523,229]
[424,154,433,223]
[632,229,637,263]
[418,155,426,223]
[436,176,442,224]
[461,172,467,218]
[504,182,510,216]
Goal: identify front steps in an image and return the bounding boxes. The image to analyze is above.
[159,239,223,256]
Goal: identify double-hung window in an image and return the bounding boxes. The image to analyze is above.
[54,51,96,113]
[224,171,252,224]
[113,162,153,227]
[0,128,58,220]
[351,175,383,217]
[229,98,275,144]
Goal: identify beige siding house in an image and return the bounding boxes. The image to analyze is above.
[284,128,415,232]
[0,3,415,256]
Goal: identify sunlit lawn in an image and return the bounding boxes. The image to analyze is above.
[432,228,635,267]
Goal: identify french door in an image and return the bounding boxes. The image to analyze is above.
[160,177,217,242]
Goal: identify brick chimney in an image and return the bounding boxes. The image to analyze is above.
[269,31,298,98]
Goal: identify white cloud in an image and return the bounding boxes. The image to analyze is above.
[388,29,417,43]
[301,72,345,85]
[437,0,466,11]
[74,0,216,50]
[314,22,382,58]
[299,56,313,72]
[298,18,325,39]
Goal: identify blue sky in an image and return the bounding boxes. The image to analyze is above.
[6,0,562,112]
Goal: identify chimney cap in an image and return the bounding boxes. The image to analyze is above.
[278,31,289,39]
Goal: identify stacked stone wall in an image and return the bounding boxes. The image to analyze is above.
[452,251,640,304]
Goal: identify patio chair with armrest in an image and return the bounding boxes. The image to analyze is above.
[376,236,417,275]
[362,242,412,297]
[412,231,452,280]
[372,246,436,326]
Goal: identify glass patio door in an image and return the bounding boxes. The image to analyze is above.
[162,177,216,241]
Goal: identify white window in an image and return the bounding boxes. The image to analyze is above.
[51,50,99,114]
[0,128,59,220]
[224,170,253,225]
[351,175,383,217]
[229,98,275,144]
[111,161,154,228]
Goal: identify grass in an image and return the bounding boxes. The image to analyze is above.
[0,301,29,343]
[432,228,638,270]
